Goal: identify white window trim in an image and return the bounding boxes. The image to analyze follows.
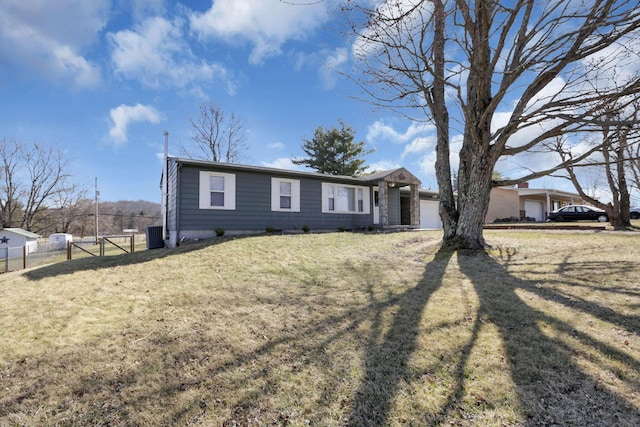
[321,182,370,214]
[199,171,236,210]
[271,177,300,212]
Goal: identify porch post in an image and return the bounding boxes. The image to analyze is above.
[546,192,551,220]
[379,181,389,226]
[410,183,420,227]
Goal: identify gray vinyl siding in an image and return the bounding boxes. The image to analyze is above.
[176,164,373,233]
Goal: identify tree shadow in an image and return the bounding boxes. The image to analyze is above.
[1,240,445,426]
[346,246,454,426]
[457,250,640,426]
[5,235,640,425]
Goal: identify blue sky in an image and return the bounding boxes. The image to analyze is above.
[0,0,615,203]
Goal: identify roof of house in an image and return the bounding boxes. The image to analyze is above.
[497,186,582,199]
[1,228,41,239]
[171,157,421,187]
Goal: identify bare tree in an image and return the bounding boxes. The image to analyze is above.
[345,0,640,249]
[627,121,640,200]
[179,102,248,163]
[0,139,21,228]
[21,143,75,231]
[35,184,90,235]
[552,107,640,229]
[0,139,77,232]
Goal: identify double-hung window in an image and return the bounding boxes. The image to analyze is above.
[322,183,370,214]
[199,171,236,210]
[209,176,225,207]
[271,178,300,212]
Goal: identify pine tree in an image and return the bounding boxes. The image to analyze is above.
[292,121,373,176]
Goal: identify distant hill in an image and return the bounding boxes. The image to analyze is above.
[97,200,162,236]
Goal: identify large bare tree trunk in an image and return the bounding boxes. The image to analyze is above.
[430,0,457,243]
[455,146,495,248]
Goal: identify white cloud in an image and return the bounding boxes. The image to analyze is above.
[367,120,433,144]
[108,103,164,145]
[130,0,166,22]
[366,120,436,160]
[109,16,233,92]
[268,142,285,150]
[417,133,462,182]
[0,0,107,88]
[189,0,331,65]
[294,47,349,89]
[367,160,401,173]
[580,32,640,91]
[352,0,433,60]
[319,48,348,89]
[261,157,304,170]
[401,136,435,159]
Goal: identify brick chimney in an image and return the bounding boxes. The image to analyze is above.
[517,182,529,189]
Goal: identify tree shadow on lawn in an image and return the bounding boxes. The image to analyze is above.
[2,246,439,426]
[5,239,639,426]
[456,250,640,426]
[346,247,640,426]
[346,246,455,426]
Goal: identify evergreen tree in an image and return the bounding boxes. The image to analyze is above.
[292,121,373,177]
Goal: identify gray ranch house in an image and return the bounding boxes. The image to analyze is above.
[162,158,441,248]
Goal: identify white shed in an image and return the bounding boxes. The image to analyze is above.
[50,233,73,250]
[0,228,41,254]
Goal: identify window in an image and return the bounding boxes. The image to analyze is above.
[322,183,370,214]
[199,171,236,210]
[209,176,225,207]
[280,182,292,209]
[271,178,300,212]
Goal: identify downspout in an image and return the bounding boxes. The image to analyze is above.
[175,162,181,246]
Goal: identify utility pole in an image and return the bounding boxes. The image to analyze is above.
[95,177,99,244]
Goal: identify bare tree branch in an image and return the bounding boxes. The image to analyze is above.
[179,102,248,163]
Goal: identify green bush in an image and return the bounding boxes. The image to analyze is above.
[215,227,225,237]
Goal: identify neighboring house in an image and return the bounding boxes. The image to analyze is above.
[0,228,41,255]
[162,158,439,247]
[486,183,585,222]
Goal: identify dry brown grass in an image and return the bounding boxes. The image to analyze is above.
[0,230,639,426]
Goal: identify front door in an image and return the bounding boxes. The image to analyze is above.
[400,196,411,225]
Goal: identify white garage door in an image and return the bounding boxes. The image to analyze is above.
[420,200,442,229]
[524,200,544,221]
